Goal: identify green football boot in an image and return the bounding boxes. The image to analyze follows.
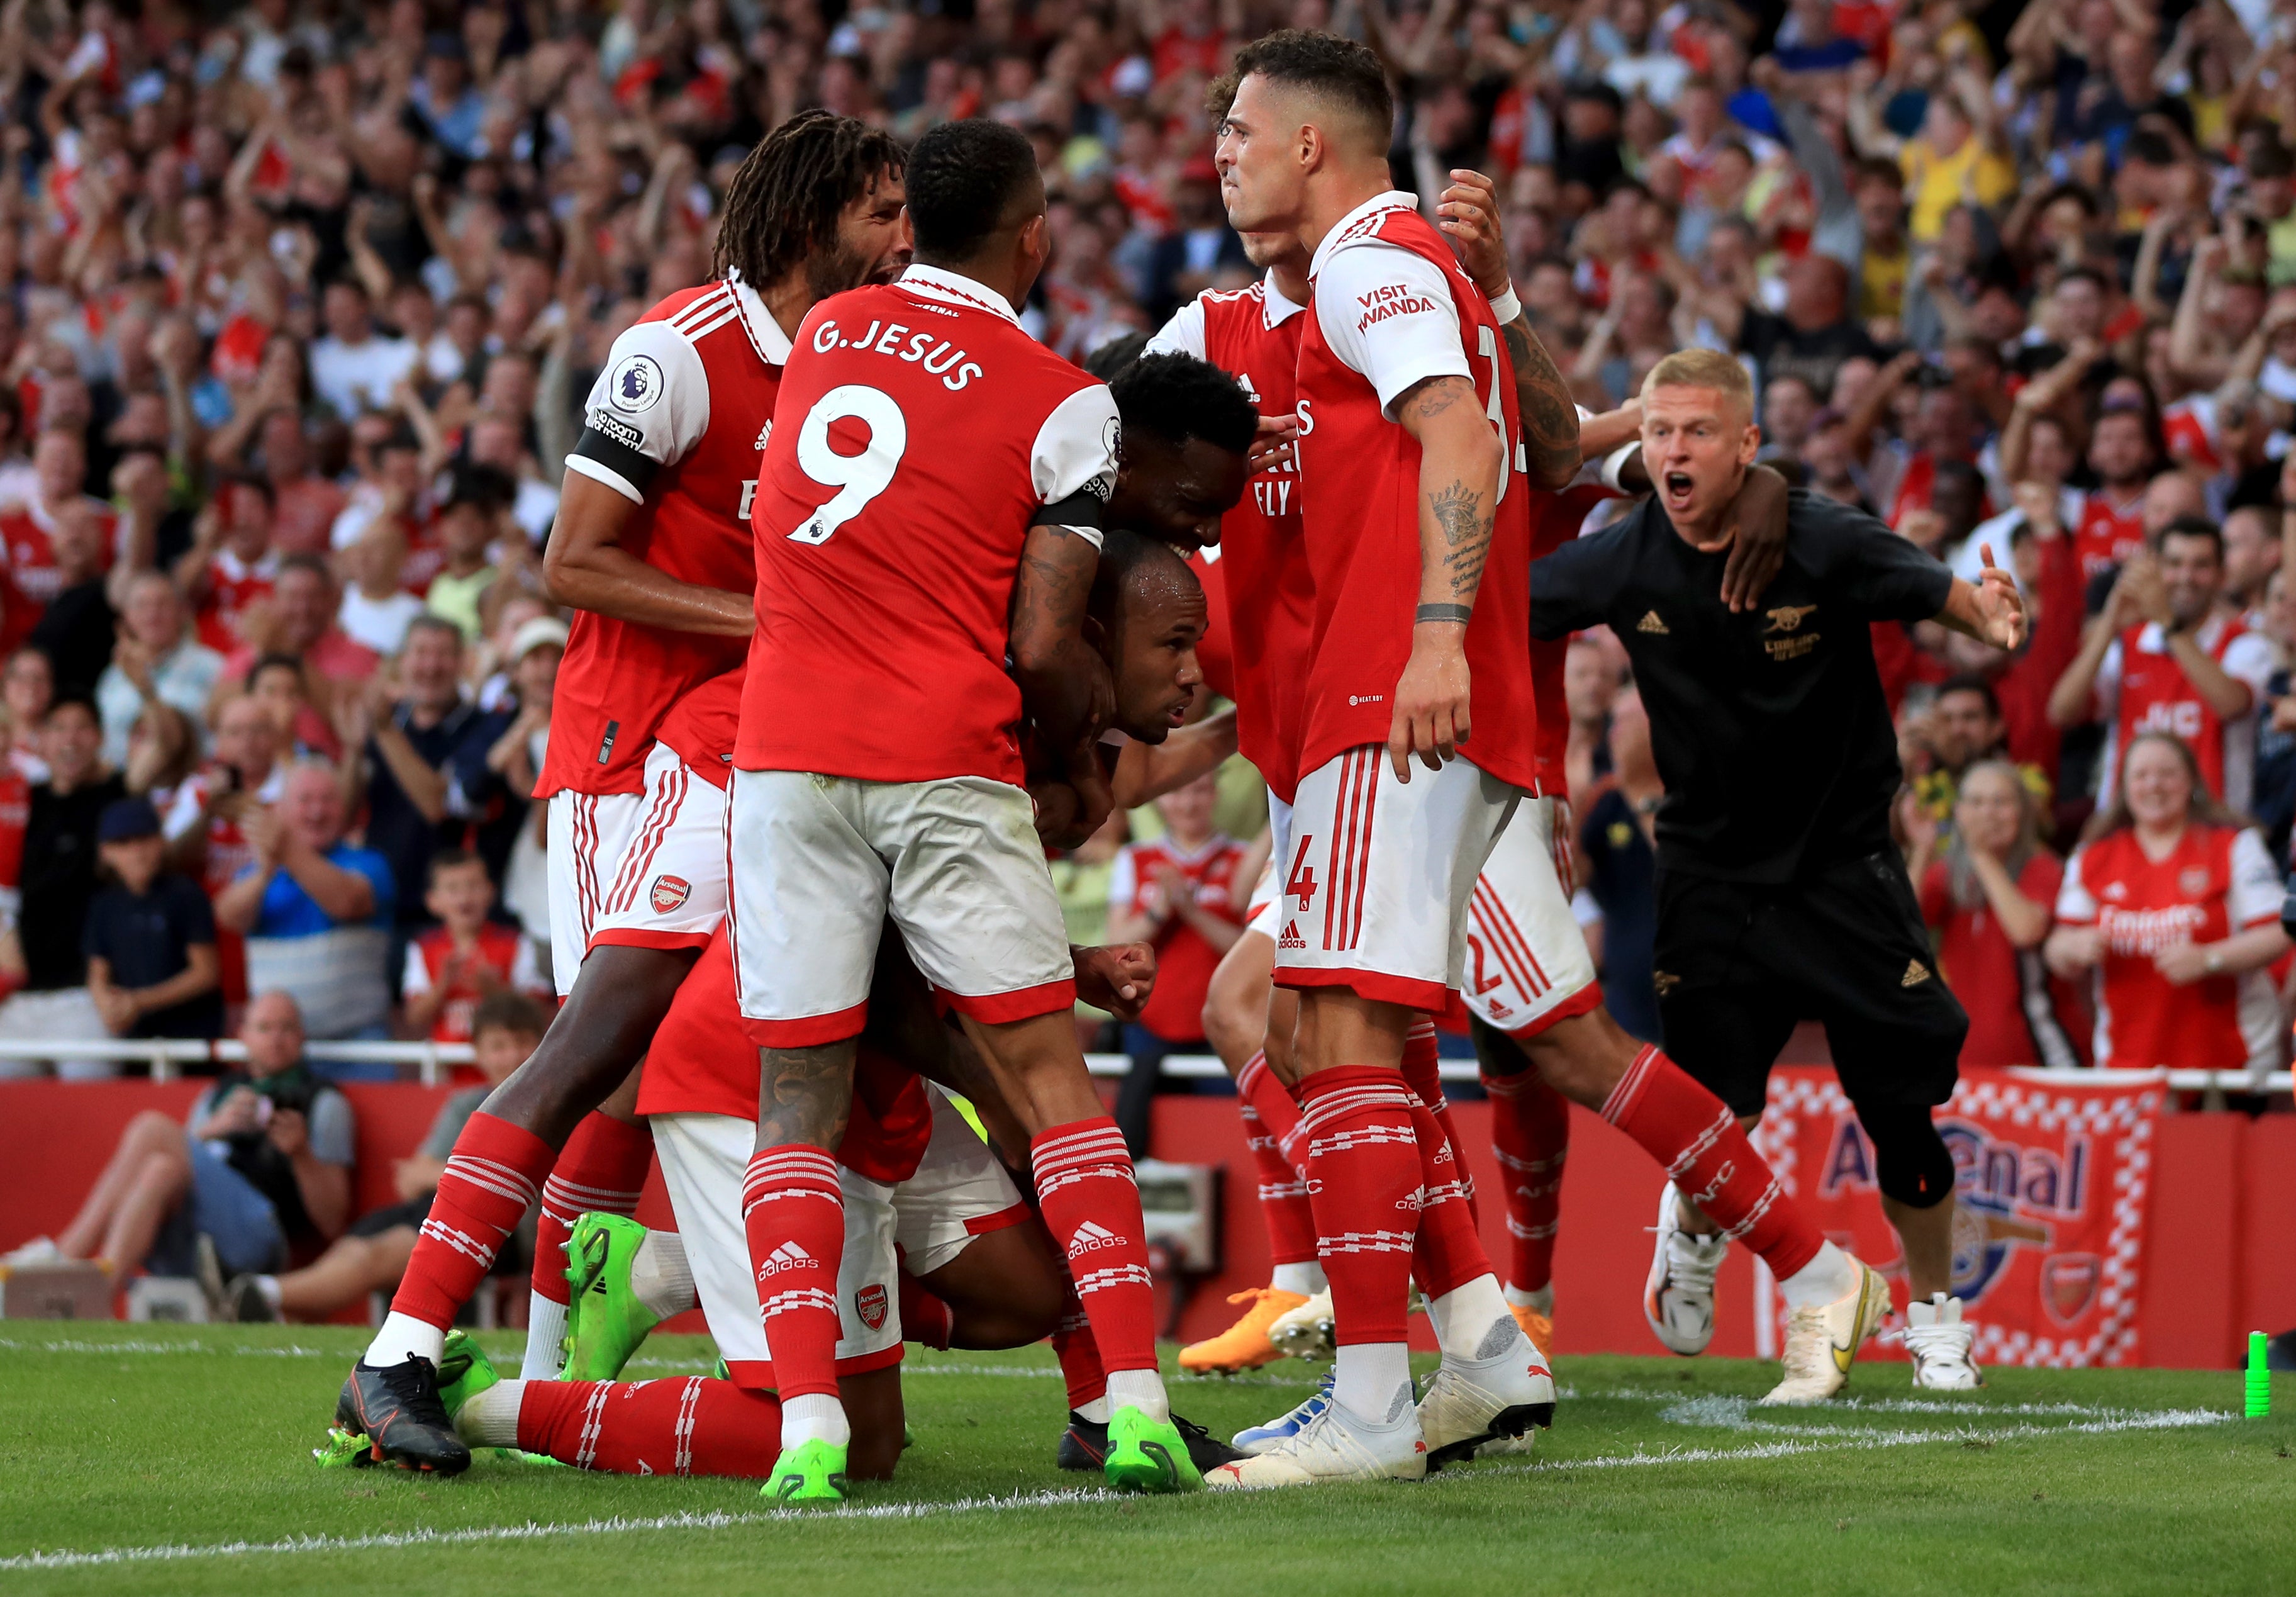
[312,1426,372,1468]
[436,1331,564,1467]
[562,1213,664,1382]
[1103,1406,1203,1494]
[762,1437,848,1503]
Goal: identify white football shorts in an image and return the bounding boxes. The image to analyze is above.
[1456,795,1602,1037]
[545,788,647,997]
[1271,745,1522,1013]
[726,769,1075,1045]
[650,1087,1028,1385]
[587,741,729,957]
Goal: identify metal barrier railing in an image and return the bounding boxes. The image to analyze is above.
[0,1039,2287,1096]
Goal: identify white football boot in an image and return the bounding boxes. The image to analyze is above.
[1417,1314,1557,1466]
[1759,1257,1892,1405]
[1266,1287,1335,1360]
[1203,1386,1427,1489]
[1644,1182,1726,1355]
[1904,1293,1983,1391]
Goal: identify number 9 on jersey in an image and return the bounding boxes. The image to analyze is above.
[788,384,908,546]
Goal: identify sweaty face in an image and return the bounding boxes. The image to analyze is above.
[1106,575,1208,743]
[1216,74,1310,234]
[1641,384,1758,534]
[1107,433,1249,550]
[810,172,912,300]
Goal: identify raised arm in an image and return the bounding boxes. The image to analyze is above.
[1432,167,1581,488]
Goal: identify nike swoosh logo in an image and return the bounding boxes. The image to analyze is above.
[1831,1275,1877,1374]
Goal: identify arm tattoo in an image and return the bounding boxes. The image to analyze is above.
[1429,480,1492,600]
[1500,315,1583,489]
[1010,522,1108,751]
[1400,374,1475,423]
[755,1040,856,1150]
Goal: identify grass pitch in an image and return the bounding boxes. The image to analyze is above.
[0,1324,2289,1596]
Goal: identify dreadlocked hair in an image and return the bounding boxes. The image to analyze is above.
[711,110,905,291]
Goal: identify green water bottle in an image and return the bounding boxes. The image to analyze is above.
[2248,1331,2271,1419]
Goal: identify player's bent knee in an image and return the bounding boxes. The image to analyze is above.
[1512,1008,1636,1109]
[1855,1101,1956,1209]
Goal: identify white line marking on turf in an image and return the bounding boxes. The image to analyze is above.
[0,1404,2234,1571]
[0,1489,1128,1572]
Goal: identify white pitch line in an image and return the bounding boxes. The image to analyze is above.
[1569,1386,2183,1423]
[0,1406,2234,1572]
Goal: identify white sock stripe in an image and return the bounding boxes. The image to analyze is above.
[1600,1046,1660,1125]
[1505,1216,1561,1240]
[674,1377,702,1477]
[1032,1124,1128,1158]
[1072,1264,1154,1294]
[542,1177,648,1204]
[1300,1086,1413,1126]
[575,1382,611,1469]
[1315,1229,1415,1254]
[1718,1179,1782,1242]
[1034,1165,1136,1199]
[738,1189,844,1222]
[416,1219,497,1268]
[442,1157,539,1209]
[1029,1138,1132,1177]
[742,1153,840,1181]
[1491,1147,1566,1175]
[1235,1053,1267,1095]
[738,1173,844,1199]
[1257,1180,1311,1201]
[1663,1108,1737,1181]
[1306,1123,1417,1157]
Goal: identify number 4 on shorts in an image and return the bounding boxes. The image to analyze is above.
[1286,835,1317,911]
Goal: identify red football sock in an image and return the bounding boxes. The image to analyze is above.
[518,1376,783,1477]
[1603,1045,1823,1279]
[532,1112,654,1307]
[1403,1094,1489,1302]
[1483,1065,1570,1294]
[1050,1276,1108,1411]
[898,1270,953,1351]
[1237,1051,1317,1266]
[741,1146,844,1403]
[1401,1019,1478,1224]
[1029,1117,1157,1374]
[1298,1067,1420,1347]
[388,1111,552,1330]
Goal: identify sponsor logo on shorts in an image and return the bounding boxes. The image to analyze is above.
[757,1240,811,1279]
[650,875,692,914]
[1901,959,1932,988]
[1637,610,1669,634]
[855,1282,888,1331]
[1278,920,1306,950]
[1066,1221,1123,1260]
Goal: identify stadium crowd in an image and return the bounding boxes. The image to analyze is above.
[0,0,2293,1103]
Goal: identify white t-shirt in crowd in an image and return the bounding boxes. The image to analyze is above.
[309,332,420,419]
[338,586,429,656]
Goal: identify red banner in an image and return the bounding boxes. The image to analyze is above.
[1748,1065,2164,1368]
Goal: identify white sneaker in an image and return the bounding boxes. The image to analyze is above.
[1417,1321,1557,1465]
[1,1236,61,1267]
[1759,1257,1891,1405]
[1203,1391,1427,1489]
[1904,1294,1983,1391]
[1266,1287,1335,1360]
[1643,1182,1725,1356]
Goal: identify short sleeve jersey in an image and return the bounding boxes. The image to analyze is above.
[2056,824,2282,1069]
[1294,193,1540,792]
[1106,831,1247,1042]
[536,276,788,800]
[1147,276,1313,801]
[636,929,935,1184]
[2071,488,2146,585]
[2092,615,2276,814]
[737,266,1118,786]
[1919,852,2066,1068]
[401,922,543,1043]
[196,546,280,654]
[1530,488,1954,883]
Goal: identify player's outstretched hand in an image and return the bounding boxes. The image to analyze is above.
[1390,630,1473,781]
[1436,169,1510,300]
[1073,941,1157,1020]
[1248,413,1298,474]
[1970,542,2028,651]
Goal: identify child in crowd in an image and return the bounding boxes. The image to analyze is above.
[402,848,548,1046]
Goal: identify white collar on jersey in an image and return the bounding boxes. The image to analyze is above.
[1261,270,1305,328]
[723,270,794,366]
[1308,189,1421,278]
[898,264,1021,325]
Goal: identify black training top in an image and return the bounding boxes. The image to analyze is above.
[1530,488,1954,885]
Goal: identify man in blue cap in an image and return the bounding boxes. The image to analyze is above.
[84,795,225,1039]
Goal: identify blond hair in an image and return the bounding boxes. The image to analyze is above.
[1640,349,1754,415]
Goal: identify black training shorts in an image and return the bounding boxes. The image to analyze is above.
[1652,849,1966,1119]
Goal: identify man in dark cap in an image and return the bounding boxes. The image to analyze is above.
[83,795,225,1039]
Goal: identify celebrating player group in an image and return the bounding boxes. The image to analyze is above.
[318,27,2029,1499]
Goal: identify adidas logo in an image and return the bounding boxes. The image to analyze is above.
[754,420,773,450]
[1066,1221,1123,1259]
[1901,960,1932,989]
[2102,882,2128,900]
[1637,610,1669,635]
[1278,919,1306,950]
[757,1240,813,1278]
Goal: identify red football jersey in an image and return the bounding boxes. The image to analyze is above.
[196,546,279,654]
[1294,194,1539,792]
[1530,432,1628,792]
[654,668,742,791]
[1110,831,1248,1043]
[0,766,25,905]
[1920,852,2070,1067]
[537,277,788,800]
[1186,549,1235,701]
[2072,488,2144,584]
[0,498,117,611]
[1148,277,1314,802]
[2100,616,2275,810]
[403,922,537,1043]
[738,267,1120,786]
[2057,824,2282,1070]
[635,929,935,1185]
